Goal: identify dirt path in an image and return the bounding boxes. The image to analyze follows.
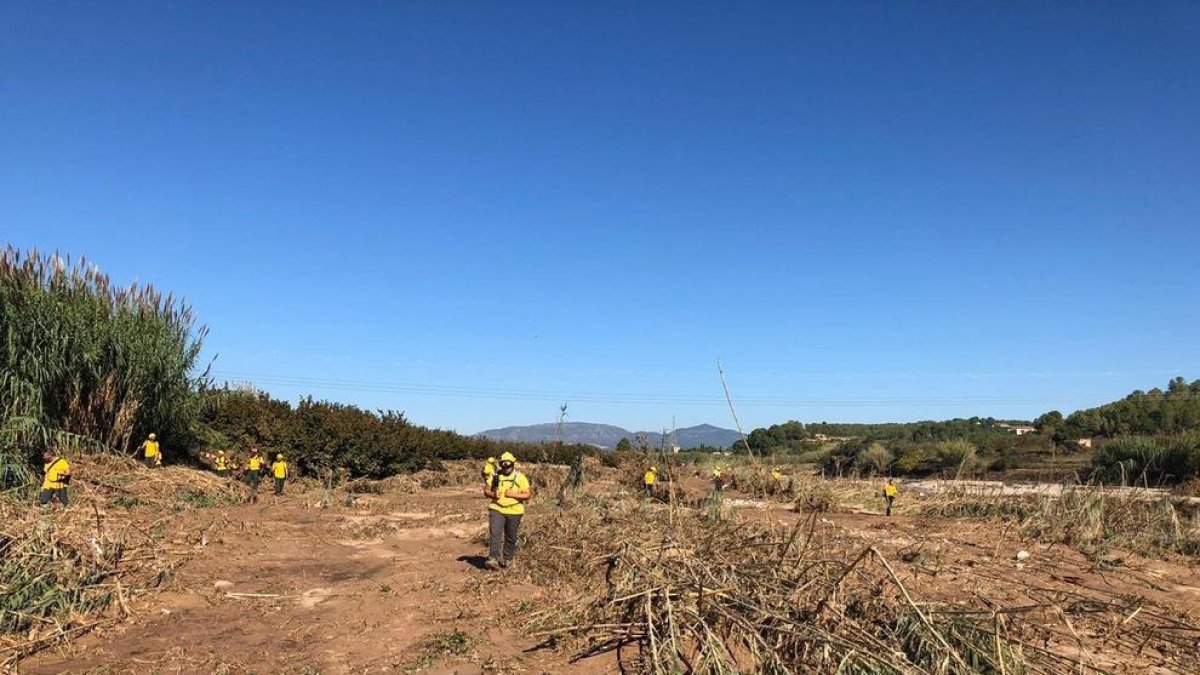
[22,486,609,675]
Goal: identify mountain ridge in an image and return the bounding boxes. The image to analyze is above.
[475,421,741,450]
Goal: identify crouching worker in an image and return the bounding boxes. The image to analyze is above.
[40,451,72,507]
[484,452,531,571]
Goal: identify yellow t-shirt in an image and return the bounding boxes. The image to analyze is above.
[43,459,71,490]
[248,456,263,471]
[643,471,656,486]
[771,470,782,482]
[482,462,495,480]
[273,461,288,479]
[143,440,160,458]
[884,484,898,497]
[215,455,228,470]
[488,471,531,516]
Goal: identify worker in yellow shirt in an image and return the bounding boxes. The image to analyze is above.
[245,447,265,502]
[481,456,496,483]
[883,478,898,516]
[770,467,783,495]
[139,433,160,468]
[643,466,657,498]
[483,452,531,570]
[272,454,289,496]
[215,450,230,478]
[712,466,725,492]
[40,451,72,506]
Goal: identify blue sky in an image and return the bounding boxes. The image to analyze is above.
[3,2,1198,433]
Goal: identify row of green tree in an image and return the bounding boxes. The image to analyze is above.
[744,417,1021,455]
[196,389,593,479]
[1034,378,1200,440]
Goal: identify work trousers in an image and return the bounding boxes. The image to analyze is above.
[144,456,157,468]
[274,477,285,495]
[488,511,522,562]
[39,488,69,506]
[885,495,895,516]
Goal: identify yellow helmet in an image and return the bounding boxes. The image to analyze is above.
[276,454,284,460]
[486,457,496,464]
[499,451,517,463]
[218,450,225,455]
[148,433,157,440]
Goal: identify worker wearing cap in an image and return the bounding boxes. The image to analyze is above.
[40,451,72,506]
[272,454,288,496]
[883,478,898,517]
[481,456,496,483]
[483,452,531,570]
[245,447,265,502]
[139,433,160,468]
[643,466,657,498]
[215,450,229,478]
[770,467,783,495]
[712,466,725,492]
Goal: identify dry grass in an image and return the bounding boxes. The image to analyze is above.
[921,484,1200,558]
[515,497,1200,674]
[0,452,241,666]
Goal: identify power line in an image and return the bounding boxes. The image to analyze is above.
[211,369,1059,407]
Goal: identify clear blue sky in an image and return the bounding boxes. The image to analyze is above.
[3,2,1198,434]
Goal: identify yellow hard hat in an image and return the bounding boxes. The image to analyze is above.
[499,451,517,463]
[486,457,496,464]
[277,454,284,460]
[148,433,157,440]
[218,450,225,455]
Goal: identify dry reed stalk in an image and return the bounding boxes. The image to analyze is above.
[515,497,1200,674]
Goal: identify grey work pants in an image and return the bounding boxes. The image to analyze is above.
[488,511,522,562]
[39,489,68,506]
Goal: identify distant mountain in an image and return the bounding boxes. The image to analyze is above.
[475,421,742,450]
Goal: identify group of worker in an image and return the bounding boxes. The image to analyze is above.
[209,447,290,499]
[38,434,294,509]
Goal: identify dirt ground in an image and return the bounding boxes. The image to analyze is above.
[16,473,1200,674]
[19,485,613,675]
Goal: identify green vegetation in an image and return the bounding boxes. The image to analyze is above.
[0,247,206,480]
[1090,434,1200,485]
[1049,377,1200,439]
[0,247,596,488]
[197,388,594,479]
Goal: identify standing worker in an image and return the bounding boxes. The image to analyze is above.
[40,451,72,506]
[245,447,265,502]
[139,433,160,468]
[643,466,657,498]
[770,466,783,495]
[883,478,898,516]
[215,450,230,478]
[481,456,496,483]
[271,454,288,496]
[712,466,725,492]
[483,452,531,571]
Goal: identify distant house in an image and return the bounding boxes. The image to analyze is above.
[998,423,1036,436]
[1075,438,1093,449]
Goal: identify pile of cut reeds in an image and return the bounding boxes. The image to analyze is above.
[0,499,178,667]
[519,500,1199,674]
